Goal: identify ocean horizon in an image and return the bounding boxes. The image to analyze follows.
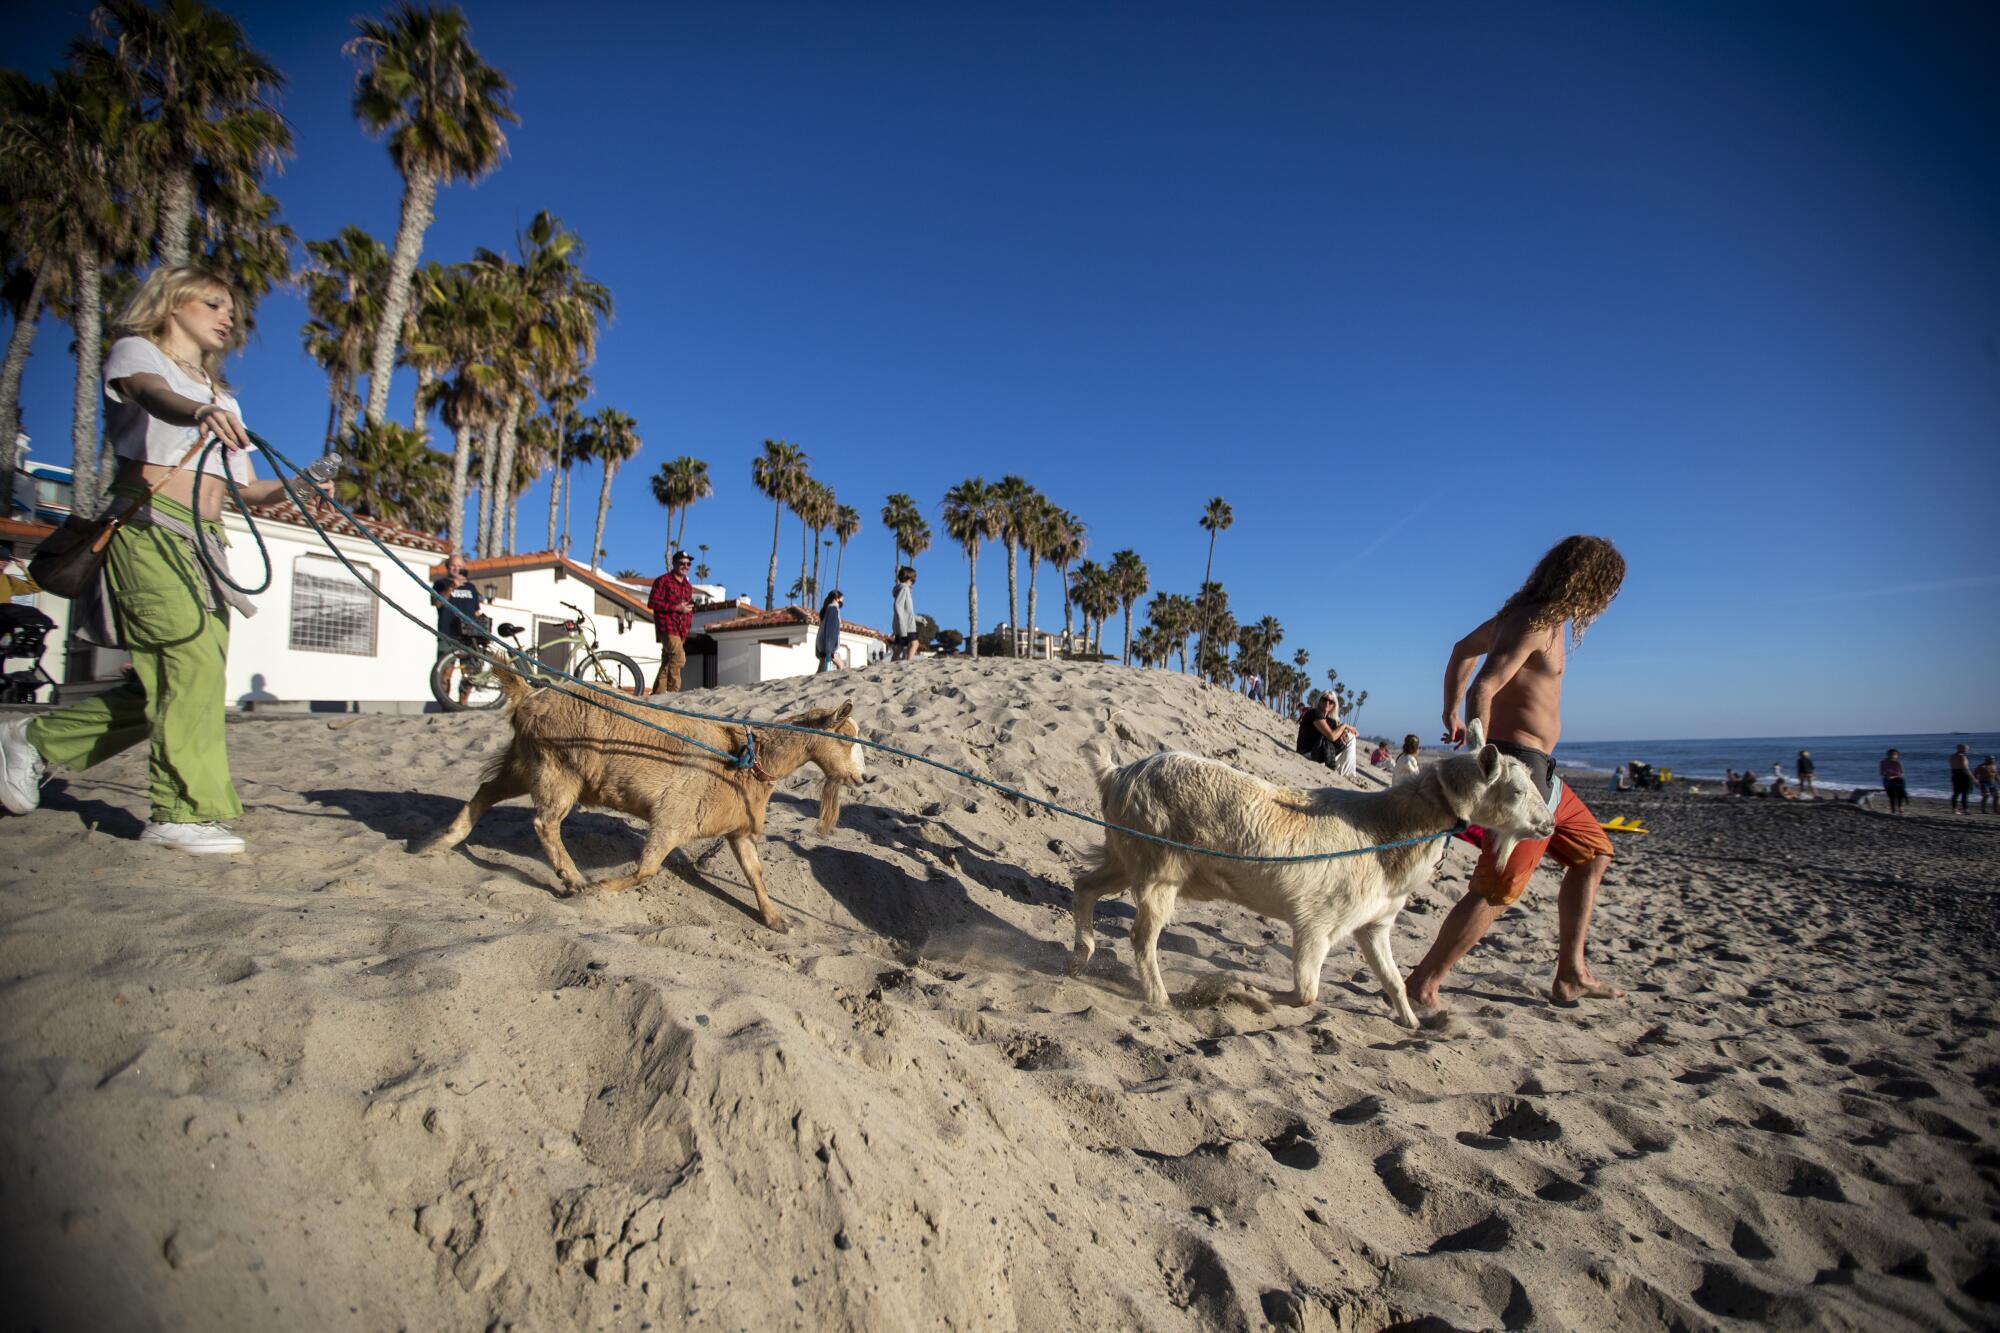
[1549,732,1998,800]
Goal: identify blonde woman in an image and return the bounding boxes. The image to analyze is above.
[0,267,295,852]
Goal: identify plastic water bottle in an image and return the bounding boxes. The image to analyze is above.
[300,453,342,486]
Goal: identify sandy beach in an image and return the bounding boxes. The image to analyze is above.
[3,659,1996,1330]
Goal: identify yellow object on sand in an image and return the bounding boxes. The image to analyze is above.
[1600,816,1649,834]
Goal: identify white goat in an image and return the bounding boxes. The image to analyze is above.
[1068,720,1553,1025]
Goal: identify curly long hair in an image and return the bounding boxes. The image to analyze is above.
[1498,535,1625,645]
[114,266,240,387]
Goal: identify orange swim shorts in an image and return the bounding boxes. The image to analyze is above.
[1467,781,1614,907]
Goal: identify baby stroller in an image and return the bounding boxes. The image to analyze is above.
[0,602,60,704]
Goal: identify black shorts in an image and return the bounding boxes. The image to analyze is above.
[892,634,919,650]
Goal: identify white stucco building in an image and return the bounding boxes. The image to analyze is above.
[698,605,889,686]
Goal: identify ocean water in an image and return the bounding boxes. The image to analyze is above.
[1552,732,1999,800]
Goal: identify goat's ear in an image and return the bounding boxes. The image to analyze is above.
[834,700,853,723]
[1466,717,1486,751]
[1478,743,1501,781]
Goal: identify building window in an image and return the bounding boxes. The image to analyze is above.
[290,555,378,656]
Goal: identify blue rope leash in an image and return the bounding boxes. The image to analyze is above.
[235,432,1458,865]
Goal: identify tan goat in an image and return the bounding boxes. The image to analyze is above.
[415,669,866,928]
[1070,719,1552,1022]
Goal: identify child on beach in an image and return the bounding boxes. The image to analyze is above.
[1390,734,1422,785]
[1977,756,1998,814]
[1879,749,1908,815]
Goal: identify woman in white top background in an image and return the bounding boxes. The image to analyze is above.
[0,267,295,853]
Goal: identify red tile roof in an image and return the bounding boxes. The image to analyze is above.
[702,604,887,641]
[245,494,449,554]
[431,550,650,618]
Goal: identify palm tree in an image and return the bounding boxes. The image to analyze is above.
[4,67,145,518]
[1045,510,1085,653]
[649,455,708,553]
[901,512,932,570]
[831,504,860,589]
[752,440,808,608]
[1109,550,1149,666]
[794,477,832,602]
[542,369,589,548]
[506,408,555,553]
[881,493,920,571]
[334,419,449,531]
[347,3,516,425]
[0,75,70,480]
[423,265,504,555]
[82,0,292,270]
[297,225,387,451]
[1294,648,1309,672]
[1197,582,1232,683]
[583,406,639,570]
[1351,690,1368,727]
[941,478,997,657]
[695,542,710,581]
[991,474,1036,650]
[1197,496,1233,676]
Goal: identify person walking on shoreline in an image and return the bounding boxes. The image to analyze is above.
[1949,743,1974,814]
[1977,755,1998,814]
[1879,748,1908,815]
[647,550,696,694]
[1796,749,1816,798]
[889,566,920,661]
[1405,535,1626,1017]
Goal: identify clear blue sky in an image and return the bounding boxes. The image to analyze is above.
[11,1,1998,741]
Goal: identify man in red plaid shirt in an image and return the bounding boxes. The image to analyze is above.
[647,551,696,693]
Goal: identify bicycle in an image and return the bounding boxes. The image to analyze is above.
[431,599,646,712]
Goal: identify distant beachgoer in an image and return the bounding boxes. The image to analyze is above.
[815,589,845,672]
[1407,534,1626,1017]
[1880,748,1908,815]
[1391,734,1422,785]
[1976,755,1998,813]
[1770,772,1794,800]
[1796,749,1816,797]
[889,566,920,661]
[1613,763,1632,792]
[1949,743,1973,815]
[1369,741,1391,768]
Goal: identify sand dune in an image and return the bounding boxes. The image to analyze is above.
[2,659,1996,1330]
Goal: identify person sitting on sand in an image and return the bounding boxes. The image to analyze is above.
[1976,755,1998,814]
[1406,535,1625,1016]
[1369,740,1391,767]
[1294,690,1355,766]
[1880,748,1908,815]
[1770,772,1794,800]
[1390,734,1422,785]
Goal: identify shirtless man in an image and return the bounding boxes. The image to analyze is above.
[1406,535,1626,1016]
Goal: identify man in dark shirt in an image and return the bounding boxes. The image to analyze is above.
[648,551,696,694]
[432,555,482,704]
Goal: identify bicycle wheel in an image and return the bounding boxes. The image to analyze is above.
[577,649,645,697]
[431,646,506,711]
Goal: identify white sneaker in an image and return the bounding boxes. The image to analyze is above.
[0,717,46,815]
[139,821,246,854]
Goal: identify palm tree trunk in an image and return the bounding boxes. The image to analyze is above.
[675,505,689,551]
[797,514,809,601]
[481,397,522,558]
[447,420,473,555]
[482,396,516,556]
[592,459,617,571]
[1004,540,1018,652]
[966,542,980,658]
[364,169,439,425]
[413,366,436,433]
[1198,530,1217,674]
[1024,553,1041,655]
[561,459,576,555]
[765,499,782,609]
[1123,604,1134,666]
[835,538,847,590]
[1058,560,1074,650]
[0,266,47,482]
[474,424,496,557]
[68,243,103,518]
[157,166,198,270]
[546,449,562,549]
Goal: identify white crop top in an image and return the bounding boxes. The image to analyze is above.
[103,336,253,483]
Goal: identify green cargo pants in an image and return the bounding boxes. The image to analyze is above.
[27,491,242,824]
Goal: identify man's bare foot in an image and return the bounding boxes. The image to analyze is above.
[1550,973,1626,1007]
